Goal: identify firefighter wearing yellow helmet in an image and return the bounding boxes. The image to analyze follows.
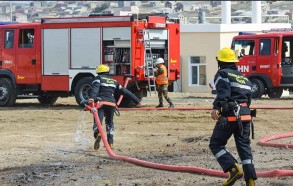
[216,47,239,63]
[209,48,257,186]
[88,64,141,150]
[96,64,110,74]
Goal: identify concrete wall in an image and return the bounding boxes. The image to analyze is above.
[180,32,219,93]
[179,23,292,93]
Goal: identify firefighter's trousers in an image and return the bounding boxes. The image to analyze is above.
[93,105,115,144]
[209,119,257,181]
[157,84,172,104]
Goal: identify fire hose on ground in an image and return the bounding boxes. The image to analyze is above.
[84,103,293,178]
[117,106,293,111]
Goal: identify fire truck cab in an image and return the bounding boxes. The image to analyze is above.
[0,15,180,107]
[231,28,293,98]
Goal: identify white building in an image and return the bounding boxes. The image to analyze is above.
[14,13,28,22]
[31,1,42,8]
[176,1,291,93]
[0,15,10,22]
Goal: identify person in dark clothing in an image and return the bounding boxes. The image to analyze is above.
[281,42,288,62]
[88,64,141,150]
[209,48,257,186]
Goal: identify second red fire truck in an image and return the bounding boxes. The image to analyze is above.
[232,28,293,98]
[0,15,180,107]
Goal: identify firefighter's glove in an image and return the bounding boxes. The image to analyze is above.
[211,109,220,120]
[90,107,98,114]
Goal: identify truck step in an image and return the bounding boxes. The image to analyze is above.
[17,95,39,99]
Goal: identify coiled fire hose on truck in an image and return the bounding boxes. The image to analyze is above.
[84,103,293,178]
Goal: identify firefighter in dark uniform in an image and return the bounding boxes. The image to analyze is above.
[88,64,141,150]
[209,48,257,186]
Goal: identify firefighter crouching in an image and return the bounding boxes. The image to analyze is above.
[88,64,141,150]
[209,48,257,186]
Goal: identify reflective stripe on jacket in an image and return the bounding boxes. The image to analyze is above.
[155,64,168,85]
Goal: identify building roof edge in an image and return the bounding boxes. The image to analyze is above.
[180,23,292,33]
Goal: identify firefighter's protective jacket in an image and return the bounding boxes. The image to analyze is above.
[213,66,252,111]
[155,64,168,85]
[89,73,140,104]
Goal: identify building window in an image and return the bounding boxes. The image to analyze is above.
[189,56,206,85]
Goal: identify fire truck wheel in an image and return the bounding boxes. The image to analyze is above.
[0,78,16,107]
[268,88,283,99]
[251,79,265,99]
[74,77,92,106]
[117,88,143,108]
[37,95,58,105]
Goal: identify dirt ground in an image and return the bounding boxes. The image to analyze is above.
[0,93,293,186]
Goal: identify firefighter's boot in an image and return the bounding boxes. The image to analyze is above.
[246,178,255,186]
[156,103,163,108]
[222,163,243,186]
[168,103,174,108]
[109,143,114,149]
[94,134,102,150]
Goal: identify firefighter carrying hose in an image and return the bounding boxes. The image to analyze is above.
[88,64,141,150]
[209,48,257,186]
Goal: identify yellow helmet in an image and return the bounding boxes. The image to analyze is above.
[217,47,239,63]
[96,64,110,74]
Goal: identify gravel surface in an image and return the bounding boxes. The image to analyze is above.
[0,93,293,186]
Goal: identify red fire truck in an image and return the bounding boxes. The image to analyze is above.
[0,15,180,107]
[231,28,293,98]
